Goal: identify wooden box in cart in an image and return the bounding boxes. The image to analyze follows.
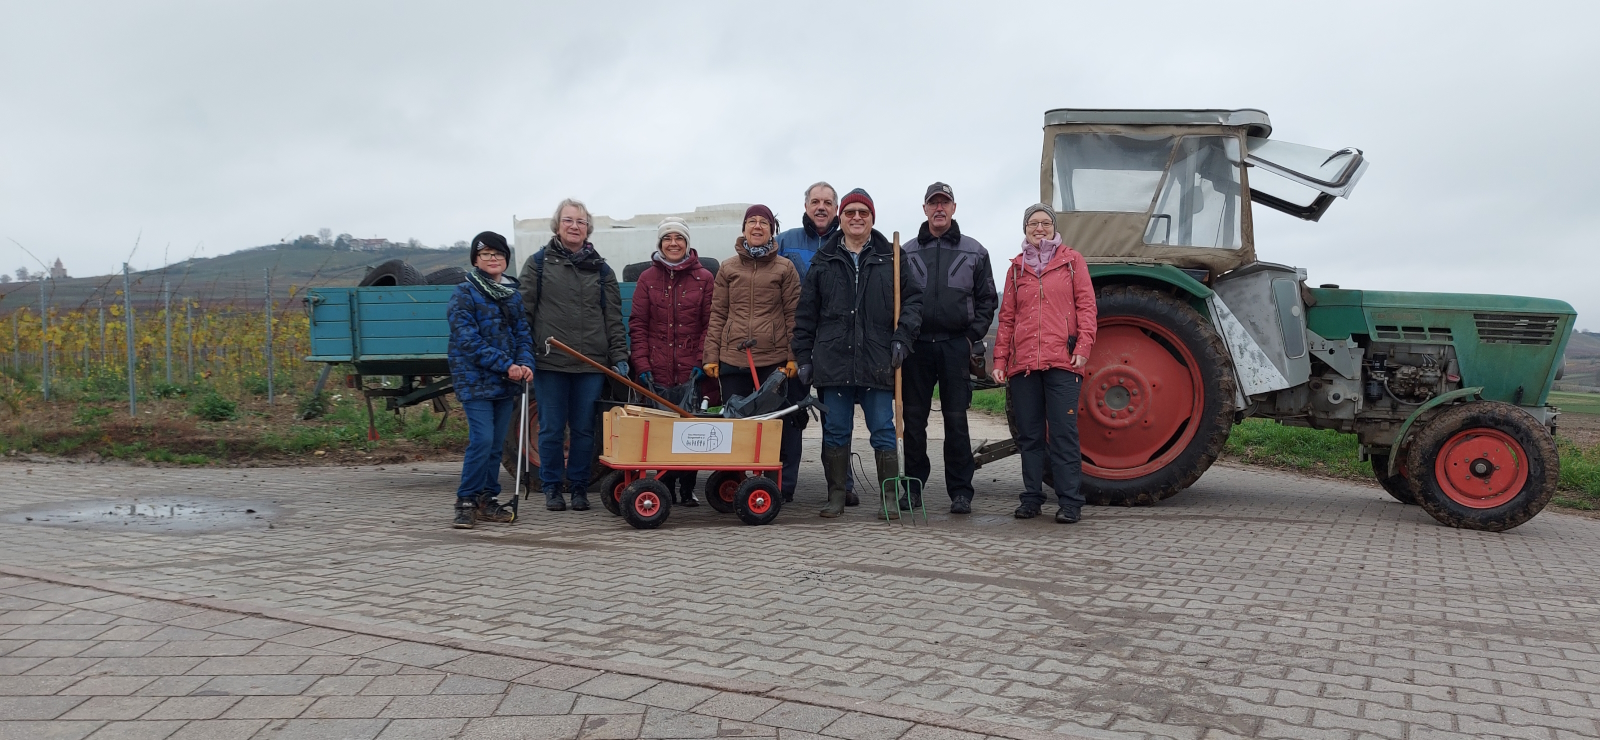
[597,406,786,530]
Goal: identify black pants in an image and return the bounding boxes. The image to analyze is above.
[719,363,804,496]
[1008,368,1083,510]
[901,338,976,502]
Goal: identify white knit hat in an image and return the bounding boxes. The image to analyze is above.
[657,217,691,245]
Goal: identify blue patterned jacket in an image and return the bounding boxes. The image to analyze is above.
[447,278,536,402]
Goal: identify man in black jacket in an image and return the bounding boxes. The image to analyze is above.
[901,183,999,514]
[792,189,922,519]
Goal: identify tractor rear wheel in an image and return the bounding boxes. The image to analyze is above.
[1073,285,1235,505]
[1368,453,1419,505]
[1406,401,1558,531]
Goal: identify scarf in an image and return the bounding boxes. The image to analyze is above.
[652,251,688,268]
[467,267,516,302]
[1021,234,1062,276]
[741,237,774,260]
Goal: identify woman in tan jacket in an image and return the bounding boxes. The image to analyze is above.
[703,204,803,499]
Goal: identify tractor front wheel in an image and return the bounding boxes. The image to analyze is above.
[1368,453,1419,505]
[1406,401,1558,531]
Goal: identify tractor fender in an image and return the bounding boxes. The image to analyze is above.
[1387,386,1485,476]
[1088,263,1213,300]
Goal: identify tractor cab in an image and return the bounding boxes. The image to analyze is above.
[1041,109,1366,276]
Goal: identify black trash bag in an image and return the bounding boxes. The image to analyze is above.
[722,370,790,419]
[639,376,703,414]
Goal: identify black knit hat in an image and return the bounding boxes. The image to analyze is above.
[470,231,511,265]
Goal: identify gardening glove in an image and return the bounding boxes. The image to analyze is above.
[798,364,812,385]
[782,361,798,379]
[703,363,719,379]
[891,341,909,369]
[637,371,652,386]
[613,360,629,378]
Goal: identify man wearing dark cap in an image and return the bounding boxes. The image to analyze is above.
[900,183,999,514]
[792,188,923,518]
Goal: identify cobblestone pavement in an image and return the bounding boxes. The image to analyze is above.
[1,439,1598,740]
[0,573,1007,739]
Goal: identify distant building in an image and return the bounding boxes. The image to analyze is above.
[512,204,752,272]
[349,238,389,252]
[49,258,68,280]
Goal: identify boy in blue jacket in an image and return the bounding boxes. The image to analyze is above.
[446,231,536,529]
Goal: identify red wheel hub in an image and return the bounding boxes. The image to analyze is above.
[717,478,741,504]
[746,487,773,514]
[633,491,663,517]
[1434,428,1527,509]
[610,480,627,506]
[1079,318,1201,480]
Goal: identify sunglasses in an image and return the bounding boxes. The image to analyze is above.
[841,208,872,219]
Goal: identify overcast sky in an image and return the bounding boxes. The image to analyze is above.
[2,1,1596,326]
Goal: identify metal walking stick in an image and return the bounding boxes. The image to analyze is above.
[515,377,530,510]
[883,231,926,525]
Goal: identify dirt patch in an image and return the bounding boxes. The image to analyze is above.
[1557,412,1600,448]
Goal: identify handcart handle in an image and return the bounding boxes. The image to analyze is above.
[543,337,694,418]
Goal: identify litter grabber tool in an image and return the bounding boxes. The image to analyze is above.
[515,377,529,509]
[543,337,694,417]
[738,338,762,388]
[884,231,926,525]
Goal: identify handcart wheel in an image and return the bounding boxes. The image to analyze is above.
[621,478,672,530]
[704,471,745,514]
[735,476,781,526]
[595,470,626,517]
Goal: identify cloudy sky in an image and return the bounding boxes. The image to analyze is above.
[2,1,1596,326]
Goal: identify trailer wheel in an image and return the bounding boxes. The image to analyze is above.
[425,266,468,285]
[704,471,744,514]
[595,470,626,516]
[735,476,781,526]
[1073,285,1235,505]
[359,259,426,287]
[1406,401,1558,531]
[620,478,672,530]
[1368,453,1419,505]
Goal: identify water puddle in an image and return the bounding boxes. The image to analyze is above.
[2,498,278,533]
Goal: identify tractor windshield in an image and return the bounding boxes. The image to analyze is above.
[1053,133,1243,249]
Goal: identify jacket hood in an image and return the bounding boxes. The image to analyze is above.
[803,215,840,239]
[652,248,703,272]
[915,219,962,245]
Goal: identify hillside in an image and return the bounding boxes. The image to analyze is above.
[0,243,469,311]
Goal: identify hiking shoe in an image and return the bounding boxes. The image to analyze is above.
[569,488,590,512]
[950,496,972,515]
[1055,507,1081,524]
[1013,504,1041,519]
[677,486,700,507]
[475,493,516,524]
[452,499,477,529]
[544,488,567,512]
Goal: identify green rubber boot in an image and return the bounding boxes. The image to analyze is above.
[819,445,850,518]
[875,449,901,520]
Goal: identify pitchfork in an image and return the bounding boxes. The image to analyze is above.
[882,231,926,526]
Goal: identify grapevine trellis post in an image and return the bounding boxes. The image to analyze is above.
[11,310,18,372]
[163,280,173,385]
[98,301,106,365]
[185,300,194,381]
[264,270,274,405]
[40,277,50,401]
[123,263,136,416]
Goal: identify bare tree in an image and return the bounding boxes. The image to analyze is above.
[317,227,332,244]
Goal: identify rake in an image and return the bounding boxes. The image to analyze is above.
[881,231,926,526]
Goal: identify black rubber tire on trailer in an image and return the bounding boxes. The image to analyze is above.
[620,478,672,530]
[699,257,719,277]
[359,259,426,287]
[425,266,468,285]
[1066,284,1234,506]
[623,262,651,283]
[594,470,626,516]
[1405,401,1559,532]
[1368,453,1419,505]
[735,476,781,525]
[703,470,745,514]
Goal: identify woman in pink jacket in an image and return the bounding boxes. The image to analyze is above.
[991,203,1098,523]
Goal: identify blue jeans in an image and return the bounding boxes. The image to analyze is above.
[534,370,606,492]
[819,386,896,451]
[456,396,516,500]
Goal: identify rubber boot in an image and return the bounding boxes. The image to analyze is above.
[875,449,901,520]
[819,446,850,518]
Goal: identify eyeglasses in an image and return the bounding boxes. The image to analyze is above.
[560,217,589,228]
[1026,219,1054,229]
[841,208,872,220]
[744,218,770,228]
[476,252,506,261]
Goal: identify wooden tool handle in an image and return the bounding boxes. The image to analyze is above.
[544,337,694,418]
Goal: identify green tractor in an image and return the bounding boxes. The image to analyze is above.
[978,109,1573,531]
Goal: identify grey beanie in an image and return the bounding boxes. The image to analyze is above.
[657,217,691,246]
[1023,203,1057,233]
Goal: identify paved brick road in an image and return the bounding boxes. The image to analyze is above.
[1,440,1598,739]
